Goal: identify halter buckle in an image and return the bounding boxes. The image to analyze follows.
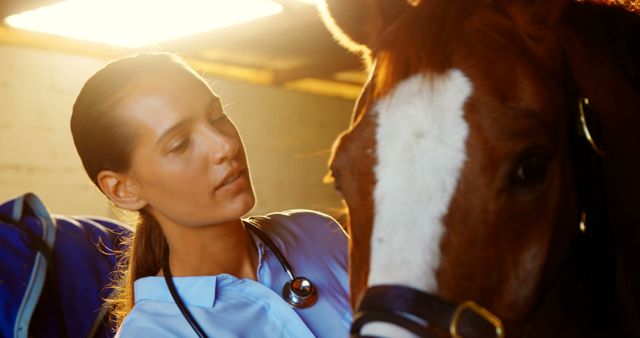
[449,301,505,338]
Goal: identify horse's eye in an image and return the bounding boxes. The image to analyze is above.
[511,148,551,189]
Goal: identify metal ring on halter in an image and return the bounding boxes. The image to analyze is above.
[578,97,605,156]
[406,0,422,7]
[449,301,504,338]
[579,210,587,234]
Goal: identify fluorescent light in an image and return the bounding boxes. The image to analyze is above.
[5,0,283,48]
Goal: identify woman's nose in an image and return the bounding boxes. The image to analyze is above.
[203,127,239,164]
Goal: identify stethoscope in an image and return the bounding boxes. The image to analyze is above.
[162,220,318,338]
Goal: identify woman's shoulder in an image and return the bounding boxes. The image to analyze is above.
[247,210,349,295]
[248,209,345,238]
[115,303,162,337]
[246,210,348,255]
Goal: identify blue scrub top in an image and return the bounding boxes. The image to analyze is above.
[116,210,352,338]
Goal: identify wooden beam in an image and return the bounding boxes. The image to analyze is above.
[0,25,359,100]
[0,25,274,84]
[272,55,363,84]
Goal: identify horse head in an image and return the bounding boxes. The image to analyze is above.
[319,0,640,336]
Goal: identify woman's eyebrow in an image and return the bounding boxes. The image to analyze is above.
[156,118,193,147]
[155,96,221,147]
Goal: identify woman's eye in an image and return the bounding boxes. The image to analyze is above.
[168,138,190,154]
[511,148,551,189]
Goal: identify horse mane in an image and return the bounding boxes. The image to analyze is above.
[319,0,638,96]
[591,0,640,12]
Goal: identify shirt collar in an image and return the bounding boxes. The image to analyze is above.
[133,224,271,308]
[134,275,217,308]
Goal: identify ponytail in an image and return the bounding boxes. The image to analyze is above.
[108,209,167,329]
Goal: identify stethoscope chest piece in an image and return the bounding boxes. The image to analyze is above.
[283,276,318,308]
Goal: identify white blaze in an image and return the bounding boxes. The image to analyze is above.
[363,70,472,338]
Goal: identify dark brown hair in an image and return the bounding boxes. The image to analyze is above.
[70,52,208,328]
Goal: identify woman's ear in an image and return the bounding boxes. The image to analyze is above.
[97,170,147,211]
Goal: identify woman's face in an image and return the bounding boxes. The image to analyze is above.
[121,76,255,227]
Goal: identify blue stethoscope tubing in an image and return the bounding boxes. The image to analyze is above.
[162,220,317,338]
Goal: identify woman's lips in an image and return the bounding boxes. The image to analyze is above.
[215,169,248,193]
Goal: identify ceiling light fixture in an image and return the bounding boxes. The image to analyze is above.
[5,0,283,48]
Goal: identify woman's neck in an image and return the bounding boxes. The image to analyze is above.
[158,217,258,280]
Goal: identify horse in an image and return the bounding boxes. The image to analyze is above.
[317,0,640,337]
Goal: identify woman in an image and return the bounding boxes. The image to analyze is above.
[70,53,351,337]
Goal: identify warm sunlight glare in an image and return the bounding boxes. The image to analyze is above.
[5,0,284,48]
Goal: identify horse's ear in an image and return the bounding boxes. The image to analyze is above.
[317,0,414,55]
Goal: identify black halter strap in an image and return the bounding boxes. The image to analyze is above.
[351,285,503,338]
[350,243,595,338]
